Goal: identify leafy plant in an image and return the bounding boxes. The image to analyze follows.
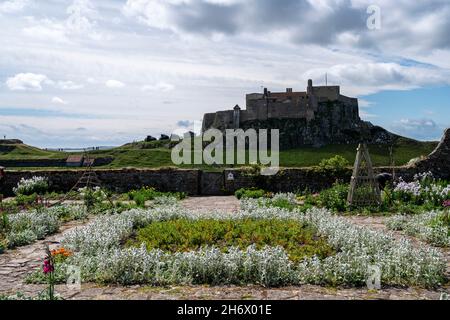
[317,155,349,174]
[0,237,7,254]
[128,218,334,263]
[235,188,266,200]
[78,187,107,210]
[14,193,38,206]
[317,183,349,212]
[127,187,186,207]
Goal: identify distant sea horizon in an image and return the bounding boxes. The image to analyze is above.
[45,146,117,153]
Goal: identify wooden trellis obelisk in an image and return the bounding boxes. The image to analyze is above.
[347,143,381,207]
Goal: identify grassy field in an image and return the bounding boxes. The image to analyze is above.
[0,137,438,170]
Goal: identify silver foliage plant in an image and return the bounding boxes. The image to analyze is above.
[6,205,87,248]
[386,211,450,247]
[61,198,446,288]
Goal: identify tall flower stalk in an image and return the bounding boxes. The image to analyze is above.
[43,245,56,300]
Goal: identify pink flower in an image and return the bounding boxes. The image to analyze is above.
[43,259,54,274]
[443,200,450,208]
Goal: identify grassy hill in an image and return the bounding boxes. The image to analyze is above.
[0,138,438,170]
[0,143,66,160]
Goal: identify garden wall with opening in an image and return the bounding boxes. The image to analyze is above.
[0,166,441,197]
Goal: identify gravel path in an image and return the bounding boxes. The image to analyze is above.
[0,198,448,300]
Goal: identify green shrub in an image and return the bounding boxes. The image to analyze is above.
[317,155,349,174]
[15,193,38,206]
[318,183,349,212]
[128,187,186,206]
[235,188,266,199]
[0,237,7,254]
[128,218,334,263]
[134,193,147,208]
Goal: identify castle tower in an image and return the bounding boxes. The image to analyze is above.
[306,79,315,121]
[233,104,241,129]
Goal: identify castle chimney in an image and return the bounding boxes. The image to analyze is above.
[233,105,240,129]
[307,79,313,95]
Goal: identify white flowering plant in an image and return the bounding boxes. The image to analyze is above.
[392,172,449,208]
[13,176,49,196]
[52,197,447,288]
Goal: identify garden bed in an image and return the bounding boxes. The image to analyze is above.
[126,218,334,263]
[25,195,447,289]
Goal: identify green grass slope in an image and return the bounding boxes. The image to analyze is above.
[0,143,66,160]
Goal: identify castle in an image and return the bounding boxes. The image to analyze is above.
[202,80,394,148]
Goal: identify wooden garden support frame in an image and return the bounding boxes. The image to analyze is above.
[347,143,381,207]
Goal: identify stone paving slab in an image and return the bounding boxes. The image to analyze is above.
[181,196,240,214]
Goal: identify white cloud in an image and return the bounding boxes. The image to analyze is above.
[52,96,68,105]
[303,62,450,96]
[0,0,29,14]
[22,18,69,43]
[105,79,125,88]
[391,118,443,141]
[6,73,49,91]
[122,0,175,30]
[57,80,84,90]
[21,0,104,44]
[141,82,175,92]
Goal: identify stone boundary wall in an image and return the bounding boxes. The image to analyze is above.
[0,168,200,197]
[0,157,113,168]
[0,166,415,197]
[0,159,67,168]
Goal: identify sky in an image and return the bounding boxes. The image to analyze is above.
[0,0,449,148]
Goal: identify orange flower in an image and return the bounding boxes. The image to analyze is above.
[51,247,72,258]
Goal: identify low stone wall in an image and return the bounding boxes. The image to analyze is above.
[0,168,200,197]
[0,157,113,168]
[0,159,67,168]
[223,168,351,194]
[0,167,411,197]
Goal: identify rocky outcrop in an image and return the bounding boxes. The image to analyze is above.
[0,139,23,145]
[408,128,450,180]
[239,101,397,149]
